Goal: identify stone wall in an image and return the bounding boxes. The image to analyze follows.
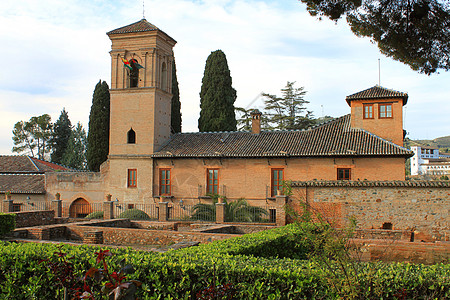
[291,180,450,242]
[12,210,55,228]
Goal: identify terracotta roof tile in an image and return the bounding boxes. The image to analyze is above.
[0,174,45,194]
[292,180,450,188]
[107,19,176,43]
[346,86,408,106]
[153,115,413,158]
[0,155,72,173]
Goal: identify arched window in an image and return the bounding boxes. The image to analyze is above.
[129,59,140,88]
[127,128,136,144]
[161,61,167,90]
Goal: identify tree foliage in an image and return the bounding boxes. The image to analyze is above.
[299,0,450,74]
[87,80,110,171]
[62,122,87,170]
[171,59,182,134]
[198,50,237,132]
[50,108,72,164]
[12,114,53,160]
[262,81,314,130]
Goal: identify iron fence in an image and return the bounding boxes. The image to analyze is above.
[228,206,276,223]
[113,203,159,220]
[14,201,51,212]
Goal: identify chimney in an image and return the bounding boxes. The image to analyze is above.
[250,109,262,134]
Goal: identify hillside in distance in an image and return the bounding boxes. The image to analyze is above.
[407,136,450,153]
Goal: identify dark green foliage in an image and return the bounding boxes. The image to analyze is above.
[262,81,315,130]
[235,107,252,131]
[118,209,150,220]
[0,226,449,299]
[50,108,72,164]
[198,50,237,132]
[0,213,15,237]
[171,59,182,134]
[87,80,110,171]
[299,0,450,75]
[85,211,104,219]
[12,114,53,159]
[61,122,87,170]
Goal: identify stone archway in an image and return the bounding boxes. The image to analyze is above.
[69,198,92,218]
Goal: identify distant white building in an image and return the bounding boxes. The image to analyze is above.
[410,146,450,176]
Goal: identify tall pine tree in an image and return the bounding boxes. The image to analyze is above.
[50,108,72,164]
[198,50,237,132]
[171,59,182,134]
[87,80,110,171]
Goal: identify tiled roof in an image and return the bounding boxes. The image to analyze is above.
[153,115,413,158]
[346,86,408,106]
[292,180,450,188]
[0,155,71,173]
[107,19,176,43]
[0,174,46,194]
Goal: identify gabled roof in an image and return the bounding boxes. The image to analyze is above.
[346,85,408,106]
[107,19,176,43]
[0,155,71,173]
[0,174,45,194]
[153,115,413,158]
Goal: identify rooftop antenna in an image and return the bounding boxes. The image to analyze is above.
[143,0,145,19]
[378,58,381,86]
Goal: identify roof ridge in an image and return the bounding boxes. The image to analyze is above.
[27,156,40,172]
[357,128,413,152]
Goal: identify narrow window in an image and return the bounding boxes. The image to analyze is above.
[127,128,136,144]
[337,168,351,180]
[127,169,137,187]
[161,62,167,90]
[271,168,284,197]
[363,104,373,119]
[207,169,219,195]
[379,104,392,118]
[129,59,140,88]
[382,222,393,230]
[160,168,171,195]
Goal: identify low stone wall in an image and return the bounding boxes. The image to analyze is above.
[291,181,450,242]
[12,210,55,228]
[66,224,240,245]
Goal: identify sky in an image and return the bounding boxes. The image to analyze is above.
[1,0,449,155]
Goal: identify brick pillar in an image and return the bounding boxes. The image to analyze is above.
[216,203,226,224]
[3,199,13,213]
[52,200,62,218]
[103,201,114,220]
[275,195,288,226]
[159,202,169,221]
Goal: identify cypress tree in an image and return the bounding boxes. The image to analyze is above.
[50,108,72,164]
[87,80,110,171]
[198,50,237,132]
[62,122,87,170]
[171,59,182,133]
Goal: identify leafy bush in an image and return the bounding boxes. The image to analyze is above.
[85,211,104,219]
[118,209,150,220]
[0,213,15,237]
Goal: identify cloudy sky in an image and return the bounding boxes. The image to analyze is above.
[1,0,449,155]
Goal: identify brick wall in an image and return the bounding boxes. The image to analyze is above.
[12,210,55,228]
[291,181,450,241]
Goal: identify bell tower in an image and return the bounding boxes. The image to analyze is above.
[105,19,176,202]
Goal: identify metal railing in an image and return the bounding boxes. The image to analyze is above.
[14,201,51,212]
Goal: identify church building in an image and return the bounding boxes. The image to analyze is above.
[45,19,413,207]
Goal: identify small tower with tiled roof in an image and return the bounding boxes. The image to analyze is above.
[105,19,176,201]
[346,85,408,147]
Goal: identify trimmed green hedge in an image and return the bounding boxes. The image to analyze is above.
[118,208,151,220]
[0,213,15,237]
[85,211,104,219]
[0,224,449,299]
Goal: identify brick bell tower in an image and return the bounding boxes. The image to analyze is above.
[106,19,176,202]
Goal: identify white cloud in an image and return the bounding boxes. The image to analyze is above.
[0,0,448,154]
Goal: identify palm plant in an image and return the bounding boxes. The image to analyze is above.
[191,195,269,222]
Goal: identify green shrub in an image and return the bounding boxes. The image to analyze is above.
[0,213,15,237]
[118,208,150,220]
[85,211,104,219]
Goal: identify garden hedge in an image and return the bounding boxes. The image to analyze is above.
[0,213,15,237]
[0,224,448,299]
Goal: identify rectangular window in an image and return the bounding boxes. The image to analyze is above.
[207,169,219,195]
[363,104,374,119]
[271,168,284,197]
[127,169,137,187]
[159,168,171,195]
[379,104,392,118]
[337,168,351,180]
